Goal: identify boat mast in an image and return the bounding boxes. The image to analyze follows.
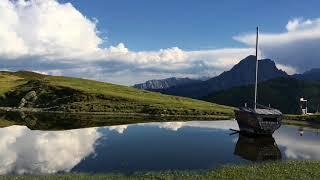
[254,26,259,110]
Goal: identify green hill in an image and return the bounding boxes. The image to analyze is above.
[204,77,320,114]
[0,71,233,116]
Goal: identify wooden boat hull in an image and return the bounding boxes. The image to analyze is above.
[235,109,282,135]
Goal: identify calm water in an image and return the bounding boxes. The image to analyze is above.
[0,120,320,175]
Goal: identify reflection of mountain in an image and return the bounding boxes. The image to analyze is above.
[234,134,281,161]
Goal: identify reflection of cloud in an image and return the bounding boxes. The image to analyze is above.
[139,120,239,131]
[275,128,320,160]
[158,122,185,131]
[0,126,101,175]
[108,125,128,134]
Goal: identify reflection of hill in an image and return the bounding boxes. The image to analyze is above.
[9,112,157,130]
[234,134,282,161]
[0,111,218,130]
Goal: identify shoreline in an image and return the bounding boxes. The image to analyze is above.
[1,107,320,129]
[0,106,234,119]
[1,161,320,179]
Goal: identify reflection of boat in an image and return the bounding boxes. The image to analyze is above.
[235,27,282,135]
[234,134,282,161]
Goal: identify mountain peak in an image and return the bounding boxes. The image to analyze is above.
[229,56,285,76]
[239,55,274,64]
[160,56,288,98]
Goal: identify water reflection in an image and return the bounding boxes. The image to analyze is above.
[234,134,281,161]
[0,114,319,175]
[274,126,320,160]
[299,127,304,136]
[0,126,101,175]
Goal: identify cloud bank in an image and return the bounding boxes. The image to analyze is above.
[0,0,319,84]
[234,18,320,74]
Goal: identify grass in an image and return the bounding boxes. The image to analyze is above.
[284,114,320,121]
[0,71,234,116]
[283,114,320,128]
[2,161,320,180]
[0,73,27,96]
[46,75,233,114]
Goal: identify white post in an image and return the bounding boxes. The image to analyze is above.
[306,100,308,114]
[254,27,259,110]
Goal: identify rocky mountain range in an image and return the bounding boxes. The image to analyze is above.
[134,55,320,101]
[157,55,288,98]
[133,77,202,90]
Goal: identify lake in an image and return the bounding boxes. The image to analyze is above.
[0,119,320,175]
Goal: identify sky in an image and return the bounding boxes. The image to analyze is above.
[1,0,320,85]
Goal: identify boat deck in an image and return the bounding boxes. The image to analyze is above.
[239,107,282,115]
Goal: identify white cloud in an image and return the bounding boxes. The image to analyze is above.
[0,0,101,60]
[0,126,101,175]
[0,0,319,85]
[275,64,297,75]
[0,0,254,85]
[234,18,320,73]
[286,18,315,32]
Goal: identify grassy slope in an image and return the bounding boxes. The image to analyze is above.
[0,71,234,116]
[3,161,320,180]
[204,77,320,114]
[0,73,27,96]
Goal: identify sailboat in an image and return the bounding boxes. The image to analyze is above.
[234,27,282,135]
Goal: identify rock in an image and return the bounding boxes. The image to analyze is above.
[18,91,38,108]
[24,91,37,101]
[18,98,26,108]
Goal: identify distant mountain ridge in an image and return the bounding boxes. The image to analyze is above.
[292,68,320,81]
[204,77,320,114]
[159,55,288,98]
[133,77,202,90]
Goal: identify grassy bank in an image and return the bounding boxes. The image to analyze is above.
[283,114,320,128]
[0,71,234,116]
[284,114,320,121]
[2,161,320,180]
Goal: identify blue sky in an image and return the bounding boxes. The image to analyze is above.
[1,0,320,85]
[61,0,320,50]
